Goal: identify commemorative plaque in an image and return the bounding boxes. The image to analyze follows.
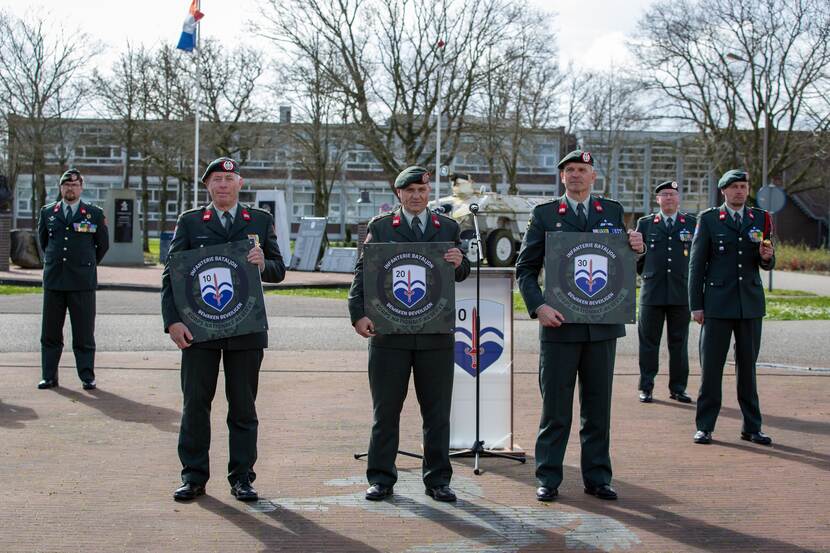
[168,239,268,343]
[544,232,636,324]
[363,242,455,334]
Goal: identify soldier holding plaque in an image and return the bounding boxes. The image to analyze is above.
[348,166,470,503]
[689,170,775,446]
[161,157,285,502]
[515,150,644,502]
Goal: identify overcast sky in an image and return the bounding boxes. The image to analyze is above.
[0,0,654,70]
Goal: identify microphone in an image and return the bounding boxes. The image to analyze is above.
[469,203,479,214]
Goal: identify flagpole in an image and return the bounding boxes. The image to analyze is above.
[192,0,201,209]
[435,39,445,203]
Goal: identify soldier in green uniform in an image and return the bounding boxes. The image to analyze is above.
[515,150,644,502]
[635,180,696,403]
[348,166,470,503]
[161,157,286,502]
[689,170,775,446]
[37,169,109,390]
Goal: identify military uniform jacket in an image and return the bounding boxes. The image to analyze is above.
[38,200,109,291]
[635,212,697,306]
[516,194,630,343]
[161,204,286,350]
[348,207,471,350]
[688,204,775,319]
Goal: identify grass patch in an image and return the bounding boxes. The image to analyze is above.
[267,287,349,300]
[775,243,830,273]
[0,285,41,295]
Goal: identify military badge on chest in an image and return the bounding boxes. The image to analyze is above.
[748,227,764,243]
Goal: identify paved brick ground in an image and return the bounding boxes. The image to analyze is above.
[1,352,828,552]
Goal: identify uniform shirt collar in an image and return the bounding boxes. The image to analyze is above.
[659,210,677,224]
[62,199,81,215]
[564,194,590,215]
[211,203,239,221]
[401,208,428,229]
[724,204,745,219]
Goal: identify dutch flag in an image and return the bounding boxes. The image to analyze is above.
[176,0,204,52]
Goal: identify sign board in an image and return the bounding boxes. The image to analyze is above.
[290,217,327,271]
[544,232,636,324]
[114,198,134,243]
[756,184,786,213]
[101,189,143,265]
[254,190,291,266]
[362,242,455,334]
[168,239,268,343]
[450,268,515,450]
[320,247,358,273]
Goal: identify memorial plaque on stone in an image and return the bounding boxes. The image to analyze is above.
[320,247,359,273]
[114,198,134,243]
[168,239,268,343]
[363,242,455,334]
[289,217,327,271]
[544,232,636,324]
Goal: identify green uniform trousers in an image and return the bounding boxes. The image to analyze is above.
[696,317,763,433]
[40,289,96,382]
[178,347,263,486]
[367,345,454,489]
[536,339,615,490]
[638,304,690,394]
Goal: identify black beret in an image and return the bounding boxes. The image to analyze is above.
[201,157,240,182]
[718,169,749,189]
[395,166,430,189]
[59,169,82,184]
[557,149,594,170]
[655,180,679,194]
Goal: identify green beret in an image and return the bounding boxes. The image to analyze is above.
[395,166,430,189]
[655,180,679,194]
[557,149,594,170]
[59,169,82,185]
[201,157,240,183]
[718,169,749,189]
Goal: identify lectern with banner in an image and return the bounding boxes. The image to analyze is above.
[544,232,636,324]
[167,239,268,343]
[449,267,521,454]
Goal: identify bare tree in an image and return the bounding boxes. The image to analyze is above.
[633,0,830,193]
[0,12,96,222]
[257,0,522,191]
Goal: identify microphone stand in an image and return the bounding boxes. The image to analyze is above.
[450,203,525,474]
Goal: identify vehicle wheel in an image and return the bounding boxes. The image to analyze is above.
[486,228,516,267]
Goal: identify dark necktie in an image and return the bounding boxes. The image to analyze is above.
[65,205,73,221]
[223,211,233,233]
[734,212,741,228]
[666,217,674,233]
[576,203,587,230]
[412,216,423,240]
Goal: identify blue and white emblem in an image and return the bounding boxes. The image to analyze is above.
[574,254,608,298]
[454,300,504,377]
[392,264,427,308]
[199,267,234,312]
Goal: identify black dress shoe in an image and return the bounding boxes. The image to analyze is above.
[694,430,712,444]
[82,379,97,390]
[425,485,457,502]
[670,391,692,403]
[37,379,58,389]
[230,480,258,501]
[536,486,558,502]
[638,390,653,403]
[584,483,617,500]
[741,431,772,446]
[173,482,205,501]
[365,483,393,501]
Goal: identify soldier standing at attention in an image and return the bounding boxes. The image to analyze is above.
[515,150,644,502]
[689,170,775,446]
[37,169,109,390]
[635,180,696,404]
[348,166,470,503]
[162,157,285,502]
